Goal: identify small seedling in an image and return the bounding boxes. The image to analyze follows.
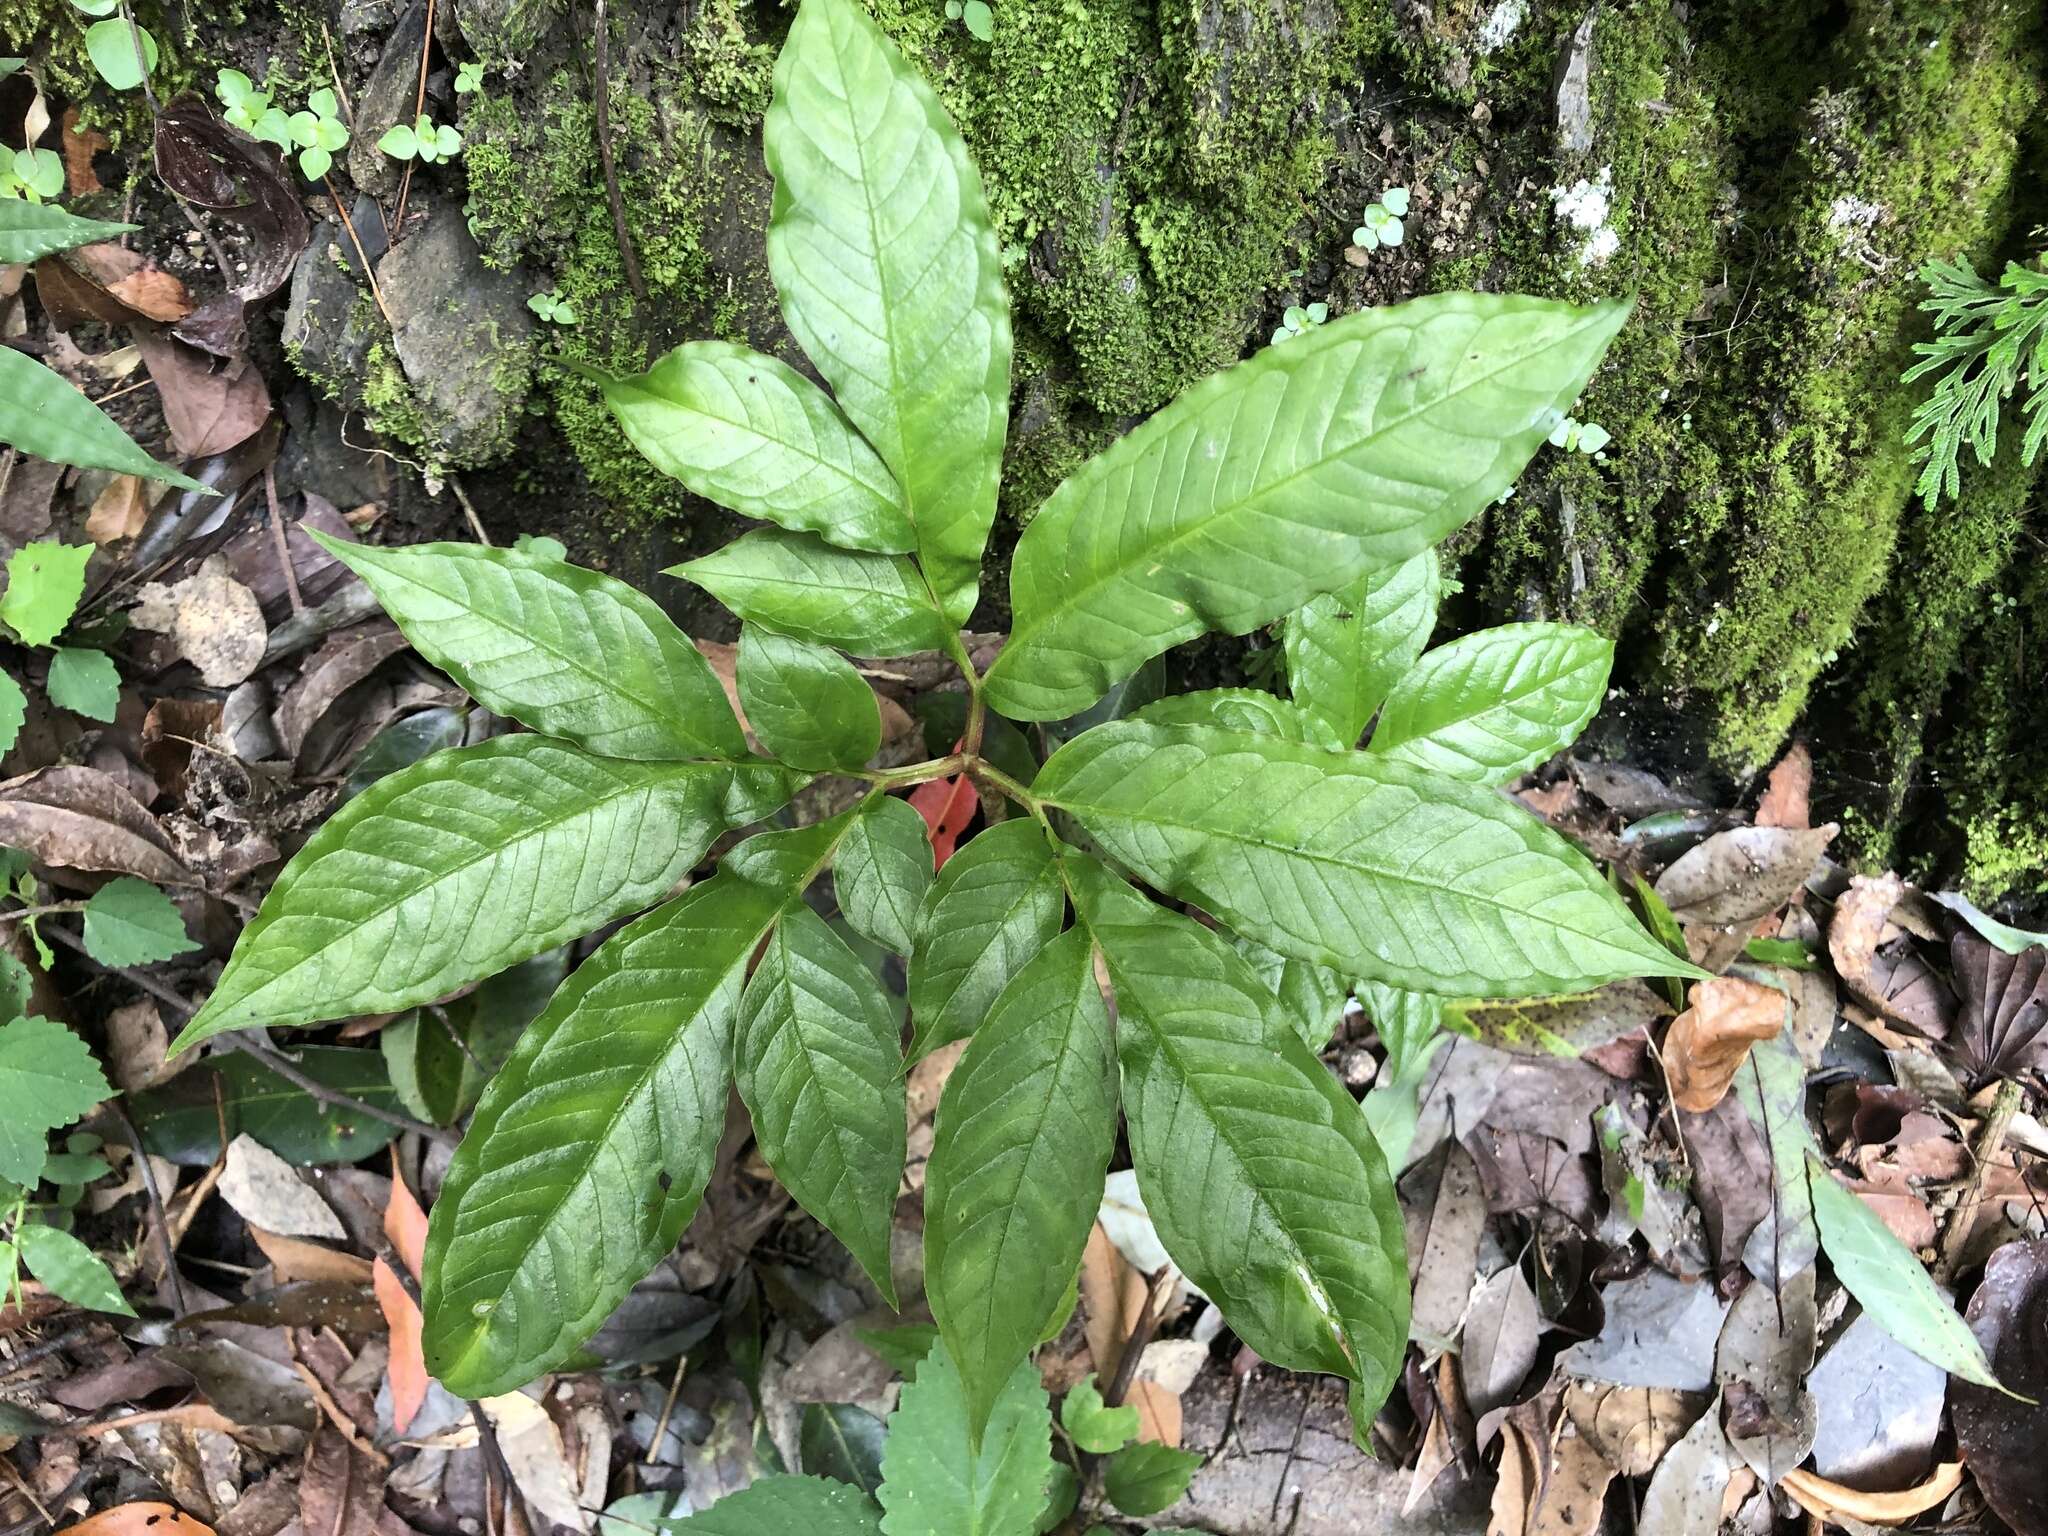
[527,289,577,325]
[1353,186,1410,250]
[379,113,462,165]
[288,88,351,180]
[455,60,486,94]
[1547,414,1611,458]
[943,0,994,39]
[216,68,290,147]
[1271,301,1327,345]
[0,147,64,202]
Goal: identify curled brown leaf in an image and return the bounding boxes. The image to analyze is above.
[1664,977,1787,1113]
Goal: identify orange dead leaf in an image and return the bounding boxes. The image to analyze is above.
[375,1158,430,1433]
[55,1503,215,1536]
[384,1157,428,1277]
[249,1225,374,1286]
[1755,743,1812,830]
[85,474,151,544]
[61,108,109,196]
[68,243,193,321]
[910,767,976,870]
[1780,1462,1963,1526]
[1664,977,1787,1112]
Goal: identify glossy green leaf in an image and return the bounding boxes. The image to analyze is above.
[81,877,199,967]
[173,736,797,1049]
[834,795,933,954]
[877,1342,1054,1536]
[1038,720,1703,998]
[673,530,951,658]
[603,341,913,553]
[1103,1441,1202,1517]
[906,819,1065,1060]
[665,1476,884,1534]
[736,903,906,1303]
[1807,1152,2003,1389]
[2,542,92,647]
[382,949,569,1125]
[802,1403,889,1494]
[0,200,139,264]
[1284,548,1440,745]
[738,624,881,771]
[0,347,205,491]
[84,17,156,89]
[320,537,746,761]
[722,809,857,891]
[1071,860,1408,1444]
[15,1223,133,1315]
[130,1045,405,1167]
[1135,688,1343,749]
[0,1016,111,1184]
[423,877,783,1397]
[1367,622,1613,783]
[1058,1374,1137,1454]
[45,646,119,721]
[765,0,1010,621]
[926,929,1117,1439]
[984,294,1630,719]
[1236,936,1349,1052]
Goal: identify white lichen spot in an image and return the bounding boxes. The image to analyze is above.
[1550,166,1618,268]
[1476,0,1525,53]
[1827,194,1884,231]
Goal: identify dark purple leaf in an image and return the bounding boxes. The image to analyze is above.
[154,94,309,307]
[1950,930,2048,1079]
[1954,1240,2048,1536]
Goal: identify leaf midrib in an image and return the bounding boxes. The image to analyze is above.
[1375,637,1605,753]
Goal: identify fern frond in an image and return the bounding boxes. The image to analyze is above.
[1904,253,2048,508]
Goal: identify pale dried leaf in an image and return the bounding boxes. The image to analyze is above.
[132,556,268,687]
[1665,977,1787,1113]
[1653,824,1836,926]
[219,1134,346,1240]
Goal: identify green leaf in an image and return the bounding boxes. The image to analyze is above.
[130,1045,406,1168]
[319,537,747,762]
[0,672,26,755]
[424,877,783,1397]
[1135,688,1343,749]
[0,1016,112,1185]
[1058,1373,1137,1454]
[81,878,198,967]
[926,929,1117,1440]
[663,1476,884,1534]
[1070,858,1408,1442]
[172,736,797,1050]
[673,530,951,658]
[15,1222,133,1315]
[0,349,204,491]
[2,542,92,648]
[1103,1441,1202,1517]
[1367,622,1613,783]
[856,1321,940,1379]
[378,121,417,158]
[45,646,119,722]
[765,0,1010,622]
[801,1403,889,1493]
[834,796,933,955]
[83,18,155,89]
[738,625,882,772]
[1356,983,1444,1171]
[381,951,568,1126]
[1038,720,1704,998]
[602,342,913,554]
[736,903,906,1304]
[905,819,1064,1060]
[877,1342,1054,1536]
[1284,549,1441,745]
[0,200,140,264]
[983,294,1630,719]
[1807,1152,2004,1390]
[1236,935,1349,1052]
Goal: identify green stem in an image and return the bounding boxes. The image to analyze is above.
[856,754,969,790]
[969,759,1042,816]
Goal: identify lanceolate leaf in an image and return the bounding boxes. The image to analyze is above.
[876,1343,1054,1536]
[835,795,933,954]
[736,904,906,1302]
[737,624,882,772]
[1236,935,1349,1052]
[666,1476,884,1534]
[1284,548,1440,745]
[765,0,1010,622]
[983,294,1629,719]
[1037,720,1701,998]
[1070,859,1408,1442]
[602,341,914,553]
[15,1223,134,1316]
[926,929,1117,1440]
[423,877,784,1397]
[0,346,206,492]
[1135,688,1343,749]
[173,737,797,1049]
[1368,622,1613,783]
[321,538,746,761]
[0,199,139,264]
[906,819,1065,1060]
[672,530,952,657]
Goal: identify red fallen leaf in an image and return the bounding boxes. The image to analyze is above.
[1755,742,1811,830]
[374,1154,430,1434]
[908,739,976,868]
[55,1505,216,1536]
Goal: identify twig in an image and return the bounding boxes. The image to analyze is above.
[1101,1264,1174,1411]
[1935,1075,2024,1283]
[113,1103,185,1318]
[0,447,17,508]
[392,0,437,237]
[264,464,305,615]
[325,178,395,328]
[226,1033,458,1146]
[320,21,355,120]
[448,474,492,544]
[591,0,647,308]
[645,1354,688,1464]
[0,1322,98,1380]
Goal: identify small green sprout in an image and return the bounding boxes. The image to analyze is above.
[216,68,288,146]
[455,60,486,94]
[527,289,577,326]
[1271,301,1327,346]
[943,0,994,40]
[1352,186,1410,250]
[288,88,351,180]
[1547,414,1611,458]
[378,114,462,165]
[0,147,65,202]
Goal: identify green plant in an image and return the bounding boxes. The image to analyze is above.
[71,0,158,92]
[378,114,462,165]
[454,60,485,95]
[215,68,288,145]
[288,89,350,180]
[1903,251,2048,507]
[942,0,994,41]
[1269,300,1326,345]
[215,72,351,179]
[0,541,123,738]
[527,288,577,325]
[169,0,1696,1460]
[1547,412,1612,457]
[1352,186,1409,251]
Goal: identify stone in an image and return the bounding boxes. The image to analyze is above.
[346,0,429,194]
[282,221,375,412]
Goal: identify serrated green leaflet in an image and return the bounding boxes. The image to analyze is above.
[1284,549,1440,745]
[1070,859,1408,1442]
[423,877,783,1396]
[602,341,913,553]
[1135,688,1343,749]
[2,541,92,648]
[665,1476,884,1534]
[0,673,24,756]
[0,199,140,265]
[1058,1374,1137,1454]
[1038,720,1703,997]
[673,530,952,657]
[983,294,1629,720]
[738,625,881,772]
[1103,1442,1201,1517]
[926,929,1117,1441]
[0,348,205,492]
[173,737,798,1049]
[46,646,119,722]
[765,0,1009,622]
[906,819,1065,1061]
[736,903,906,1303]
[877,1342,1054,1536]
[81,878,199,968]
[1368,622,1613,783]
[15,1223,133,1316]
[1443,981,1669,1058]
[0,1016,111,1185]
[835,796,933,955]
[319,537,746,761]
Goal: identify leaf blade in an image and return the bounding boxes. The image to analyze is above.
[0,1016,112,1185]
[737,624,882,772]
[835,795,934,955]
[906,819,1064,1061]
[673,529,951,658]
[0,347,204,491]
[876,1342,1053,1536]
[81,877,199,967]
[1283,548,1441,745]
[16,1224,134,1316]
[0,200,140,264]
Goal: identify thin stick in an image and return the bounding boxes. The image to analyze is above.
[264,463,305,615]
[448,474,492,544]
[645,1354,688,1464]
[392,0,436,236]
[1102,1265,1174,1410]
[1935,1075,2024,1283]
[591,0,647,307]
[92,376,158,406]
[113,1103,186,1317]
[326,178,395,327]
[320,22,355,120]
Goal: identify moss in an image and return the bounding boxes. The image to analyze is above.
[0,0,202,152]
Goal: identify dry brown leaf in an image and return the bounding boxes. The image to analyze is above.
[1664,978,1787,1112]
[61,108,108,196]
[1755,743,1812,830]
[103,998,179,1093]
[0,764,192,886]
[376,1159,430,1435]
[132,557,268,687]
[86,474,152,544]
[300,1421,409,1536]
[67,245,194,321]
[55,1504,216,1536]
[219,1135,346,1240]
[1563,1381,1702,1476]
[1654,824,1836,927]
[249,1226,375,1286]
[274,622,409,761]
[1829,875,1956,1038]
[1077,1223,1182,1446]
[133,330,271,459]
[1780,1461,1963,1525]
